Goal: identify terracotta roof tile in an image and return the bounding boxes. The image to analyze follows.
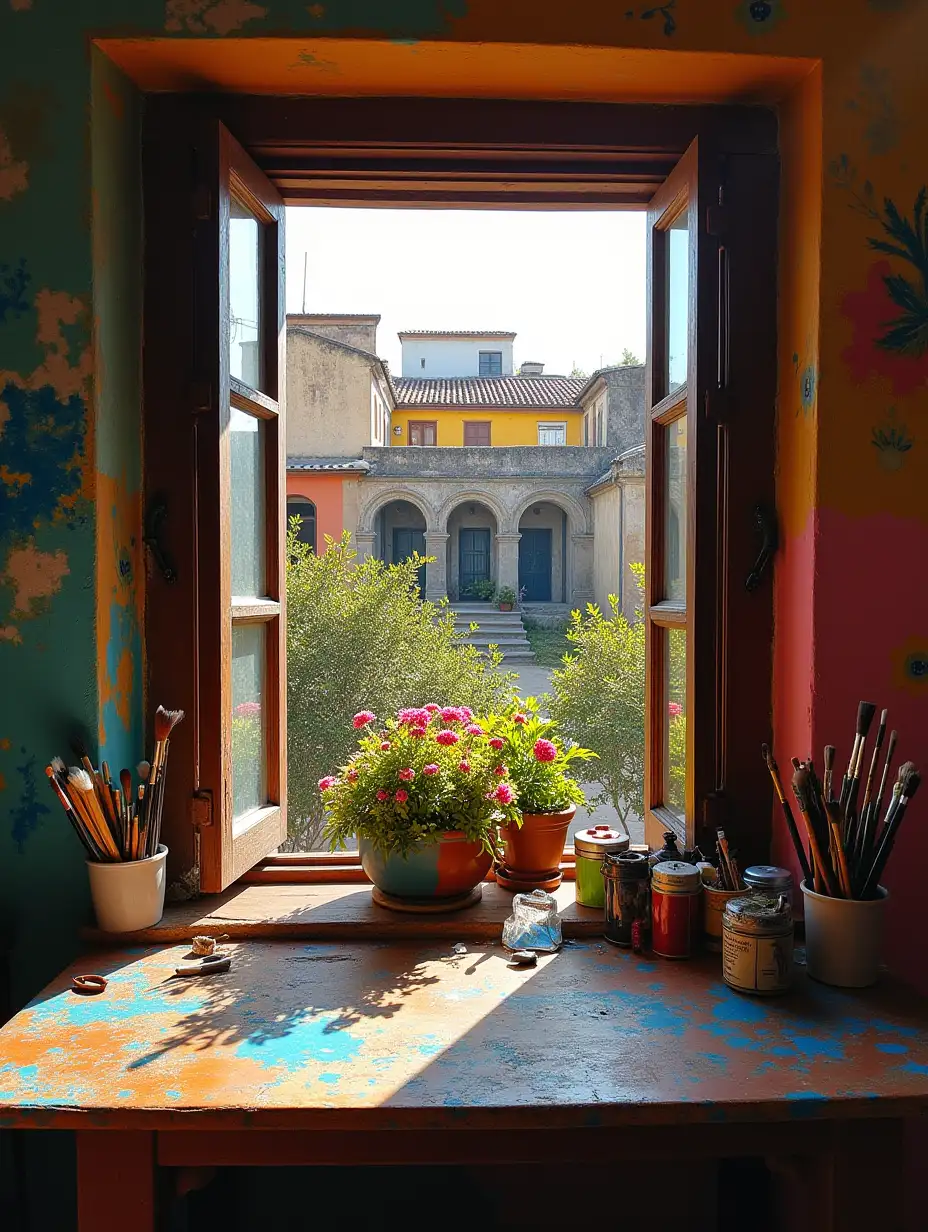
[394,376,584,409]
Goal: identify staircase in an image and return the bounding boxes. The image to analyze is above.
[451,602,535,664]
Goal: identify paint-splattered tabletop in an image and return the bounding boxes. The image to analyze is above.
[1,940,927,1129]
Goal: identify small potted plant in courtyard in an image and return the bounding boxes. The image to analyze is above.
[462,578,497,601]
[320,706,520,911]
[497,586,516,612]
[482,703,596,891]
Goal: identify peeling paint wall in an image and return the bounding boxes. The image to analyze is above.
[0,1,927,1011]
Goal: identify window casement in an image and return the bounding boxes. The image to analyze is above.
[145,97,776,890]
[408,420,438,446]
[538,422,567,446]
[464,421,491,446]
[479,351,503,376]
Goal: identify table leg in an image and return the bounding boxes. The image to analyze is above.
[77,1130,156,1232]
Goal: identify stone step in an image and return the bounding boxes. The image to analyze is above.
[453,620,526,634]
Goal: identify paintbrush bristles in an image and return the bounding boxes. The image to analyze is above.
[154,706,185,743]
[857,702,877,737]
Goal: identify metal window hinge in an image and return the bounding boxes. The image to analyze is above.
[188,381,213,414]
[190,790,213,829]
[705,387,732,423]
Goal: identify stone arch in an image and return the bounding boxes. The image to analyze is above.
[357,487,436,535]
[508,490,591,536]
[435,489,508,533]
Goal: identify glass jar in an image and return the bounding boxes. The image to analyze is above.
[650,860,702,959]
[574,826,629,909]
[602,850,650,948]
[743,865,794,911]
[722,892,793,995]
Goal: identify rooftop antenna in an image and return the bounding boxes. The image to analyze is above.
[302,251,309,314]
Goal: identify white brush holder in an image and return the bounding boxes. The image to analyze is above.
[87,845,168,933]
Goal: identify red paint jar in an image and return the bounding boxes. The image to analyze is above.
[651,860,702,959]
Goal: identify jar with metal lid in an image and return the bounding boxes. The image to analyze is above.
[602,850,650,949]
[650,860,702,959]
[722,892,793,995]
[743,865,794,910]
[574,825,629,908]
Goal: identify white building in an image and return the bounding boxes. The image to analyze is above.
[399,330,516,378]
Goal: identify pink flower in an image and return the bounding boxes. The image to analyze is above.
[424,703,441,714]
[398,767,415,782]
[234,701,261,719]
[380,741,391,752]
[465,723,484,736]
[346,769,359,782]
[318,776,338,792]
[410,725,427,739]
[458,761,471,774]
[513,713,527,725]
[494,764,507,777]
[398,707,431,727]
[668,701,683,719]
[423,763,440,777]
[376,789,390,802]
[353,710,376,729]
[488,737,505,751]
[533,739,557,763]
[394,789,409,804]
[494,783,515,805]
[440,706,463,723]
[436,729,460,746]
[459,707,473,720]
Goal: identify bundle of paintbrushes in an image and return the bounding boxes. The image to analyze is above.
[713,828,744,891]
[762,700,920,900]
[45,706,184,863]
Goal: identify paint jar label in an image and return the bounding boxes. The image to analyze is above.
[723,929,792,994]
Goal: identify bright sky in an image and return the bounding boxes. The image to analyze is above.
[285,208,646,378]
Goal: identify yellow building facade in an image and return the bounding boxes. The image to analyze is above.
[390,407,584,447]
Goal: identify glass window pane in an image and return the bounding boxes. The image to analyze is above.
[666,211,689,397]
[664,415,687,602]
[232,622,267,821]
[230,406,266,597]
[229,198,263,390]
[664,627,686,818]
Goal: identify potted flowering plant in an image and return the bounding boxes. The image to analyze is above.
[320,705,520,911]
[482,702,596,891]
[497,586,517,612]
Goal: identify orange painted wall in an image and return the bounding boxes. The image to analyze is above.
[287,472,348,549]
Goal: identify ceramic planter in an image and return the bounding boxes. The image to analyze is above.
[360,831,493,912]
[496,807,576,892]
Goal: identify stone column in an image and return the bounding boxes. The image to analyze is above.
[353,532,376,563]
[496,532,522,596]
[569,532,595,607]
[423,532,450,601]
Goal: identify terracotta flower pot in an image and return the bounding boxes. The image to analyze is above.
[498,602,513,611]
[497,807,576,892]
[360,831,493,913]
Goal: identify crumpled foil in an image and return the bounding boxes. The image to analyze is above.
[502,888,562,953]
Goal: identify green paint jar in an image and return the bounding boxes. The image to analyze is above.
[574,826,629,908]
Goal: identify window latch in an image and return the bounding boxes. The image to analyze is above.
[745,503,778,592]
[144,499,177,584]
[190,790,213,829]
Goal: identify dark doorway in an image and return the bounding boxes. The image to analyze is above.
[393,526,426,593]
[519,528,552,601]
[459,528,492,594]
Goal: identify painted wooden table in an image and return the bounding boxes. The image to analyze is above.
[1,939,927,1230]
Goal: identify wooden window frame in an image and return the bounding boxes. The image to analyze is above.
[286,496,317,553]
[144,96,777,889]
[478,351,503,376]
[408,420,438,446]
[464,421,492,446]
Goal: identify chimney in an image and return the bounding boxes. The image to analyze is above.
[519,361,544,376]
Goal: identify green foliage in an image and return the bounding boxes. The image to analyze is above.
[286,530,516,850]
[548,566,646,830]
[462,578,496,601]
[619,348,642,366]
[481,702,595,817]
[522,618,572,668]
[321,709,519,858]
[497,586,516,606]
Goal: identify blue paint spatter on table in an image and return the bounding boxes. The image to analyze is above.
[22,966,190,1033]
[234,1011,365,1073]
[876,1041,909,1054]
[898,1061,928,1075]
[783,1034,845,1063]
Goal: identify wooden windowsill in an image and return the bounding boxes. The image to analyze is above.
[82,879,605,945]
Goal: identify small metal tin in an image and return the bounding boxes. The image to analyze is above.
[743,865,793,893]
[722,892,793,995]
[602,850,650,948]
[574,825,629,908]
[651,861,702,959]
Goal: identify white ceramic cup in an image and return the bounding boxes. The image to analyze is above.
[801,880,888,988]
[87,845,168,933]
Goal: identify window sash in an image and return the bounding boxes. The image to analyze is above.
[478,351,503,376]
[538,422,567,445]
[409,420,437,446]
[464,421,491,446]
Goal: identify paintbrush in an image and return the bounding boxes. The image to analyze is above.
[824,798,852,899]
[67,767,120,860]
[871,730,898,846]
[762,745,813,886]
[45,766,103,860]
[842,701,877,854]
[860,769,921,900]
[792,765,837,896]
[823,745,836,803]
